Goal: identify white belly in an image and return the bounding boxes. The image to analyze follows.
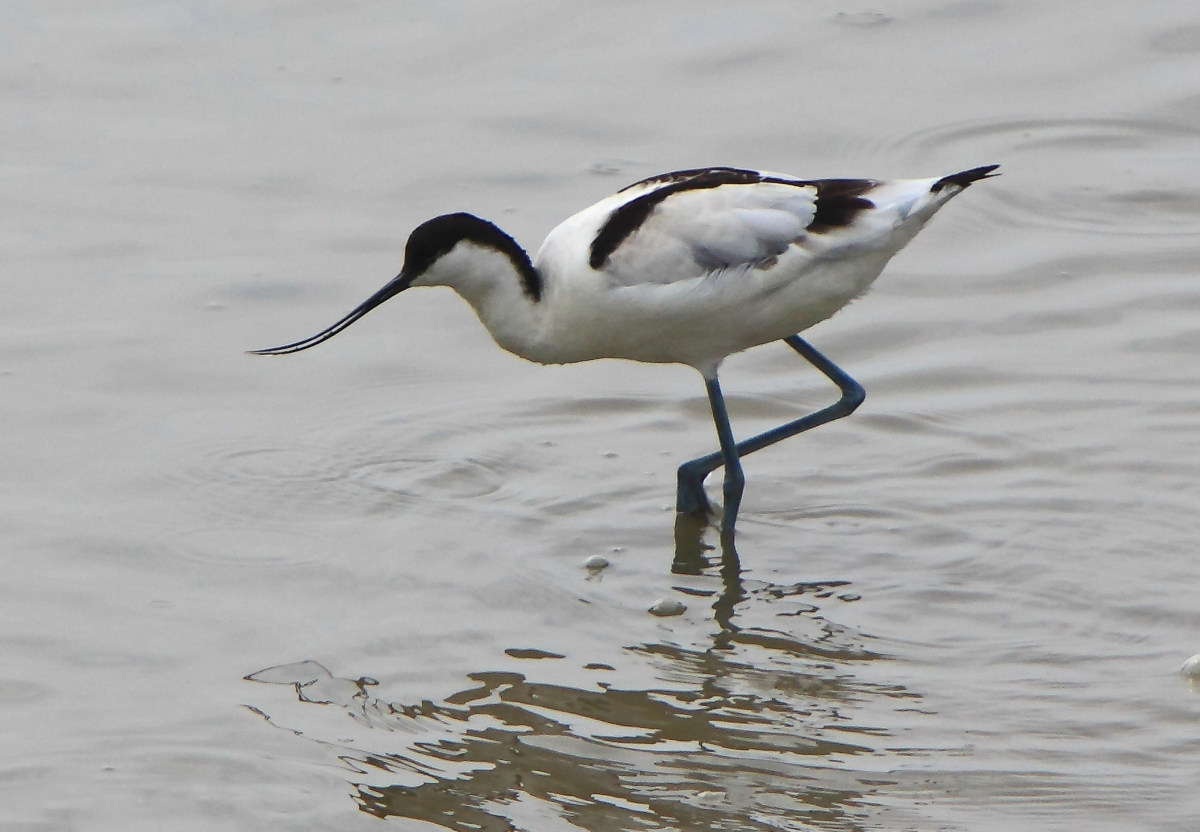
[528,248,893,371]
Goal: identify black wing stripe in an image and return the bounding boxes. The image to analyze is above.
[591,169,761,269]
[615,166,762,193]
[805,179,877,233]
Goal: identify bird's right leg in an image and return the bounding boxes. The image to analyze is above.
[732,335,866,457]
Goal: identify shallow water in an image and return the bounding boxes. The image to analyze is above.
[4,2,1200,830]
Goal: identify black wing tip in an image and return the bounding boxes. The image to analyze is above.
[931,164,1001,193]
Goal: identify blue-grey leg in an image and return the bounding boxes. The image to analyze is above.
[702,374,745,534]
[675,335,866,523]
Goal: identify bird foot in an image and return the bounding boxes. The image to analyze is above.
[675,468,713,517]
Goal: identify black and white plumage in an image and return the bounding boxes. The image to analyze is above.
[253,164,998,536]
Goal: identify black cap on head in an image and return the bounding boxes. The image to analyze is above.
[402,212,541,300]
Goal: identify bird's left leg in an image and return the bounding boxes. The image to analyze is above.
[675,336,864,518]
[676,374,745,533]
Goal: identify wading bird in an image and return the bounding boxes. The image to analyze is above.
[252,164,998,536]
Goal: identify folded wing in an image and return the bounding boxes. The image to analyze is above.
[590,168,879,286]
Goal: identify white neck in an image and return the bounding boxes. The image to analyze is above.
[416,243,548,362]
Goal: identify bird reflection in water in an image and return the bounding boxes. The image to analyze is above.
[245,568,917,831]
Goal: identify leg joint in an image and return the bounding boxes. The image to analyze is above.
[841,379,866,414]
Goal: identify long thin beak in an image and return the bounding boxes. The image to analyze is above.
[248,271,415,355]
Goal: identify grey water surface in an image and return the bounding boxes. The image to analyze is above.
[4,2,1200,830]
